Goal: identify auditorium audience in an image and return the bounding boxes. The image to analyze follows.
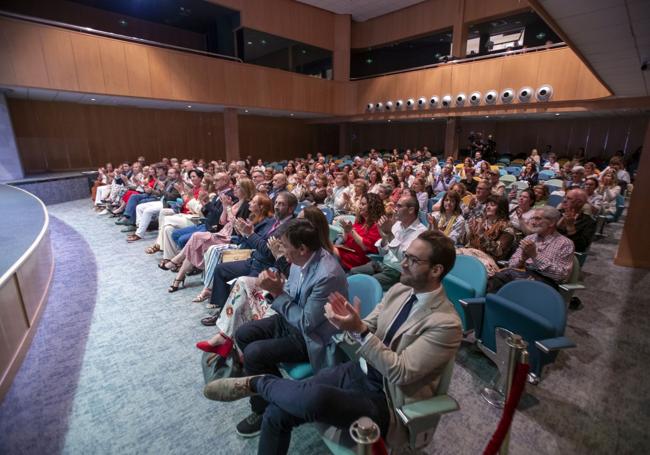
[557,188,597,253]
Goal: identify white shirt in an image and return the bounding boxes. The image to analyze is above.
[376,218,427,271]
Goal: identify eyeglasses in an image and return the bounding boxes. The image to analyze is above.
[402,253,430,266]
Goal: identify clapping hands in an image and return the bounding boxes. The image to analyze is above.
[324,292,365,333]
[234,217,254,236]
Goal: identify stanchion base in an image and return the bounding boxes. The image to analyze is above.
[481,387,505,408]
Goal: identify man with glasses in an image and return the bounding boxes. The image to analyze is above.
[487,206,574,292]
[350,192,426,291]
[202,231,462,454]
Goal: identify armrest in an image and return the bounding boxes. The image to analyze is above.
[535,336,576,354]
[559,283,585,292]
[459,297,485,336]
[396,395,460,425]
[331,332,362,361]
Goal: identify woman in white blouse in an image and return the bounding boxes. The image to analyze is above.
[428,190,466,245]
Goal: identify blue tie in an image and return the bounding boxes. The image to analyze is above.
[366,294,418,385]
[383,294,418,347]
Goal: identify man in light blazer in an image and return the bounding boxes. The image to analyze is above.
[204,231,462,454]
[229,218,348,438]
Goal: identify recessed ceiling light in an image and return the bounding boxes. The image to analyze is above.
[555,113,560,116]
[90,98,96,101]
[290,113,294,116]
[187,105,192,109]
[261,39,267,45]
[244,109,249,113]
[247,41,253,45]
[485,115,489,118]
[387,119,391,123]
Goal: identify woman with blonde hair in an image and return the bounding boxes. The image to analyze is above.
[163,178,256,292]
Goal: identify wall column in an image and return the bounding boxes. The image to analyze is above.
[224,108,241,162]
[444,117,460,159]
[615,118,650,269]
[333,14,351,81]
[0,93,24,181]
[451,0,468,58]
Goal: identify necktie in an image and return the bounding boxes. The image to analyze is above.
[365,294,418,385]
[382,294,418,347]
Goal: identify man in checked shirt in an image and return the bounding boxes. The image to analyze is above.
[487,205,574,292]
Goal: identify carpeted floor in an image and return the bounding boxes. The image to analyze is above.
[0,199,648,454]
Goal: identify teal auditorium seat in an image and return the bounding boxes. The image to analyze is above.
[443,255,487,332]
[280,275,383,381]
[461,281,575,379]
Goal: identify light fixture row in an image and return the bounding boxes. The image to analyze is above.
[366,85,553,111]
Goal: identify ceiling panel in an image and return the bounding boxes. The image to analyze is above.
[539,0,650,96]
[295,0,427,21]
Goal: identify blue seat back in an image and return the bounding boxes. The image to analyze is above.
[442,274,474,330]
[538,170,555,181]
[418,210,428,226]
[482,281,567,376]
[612,194,625,222]
[505,166,522,177]
[321,207,334,224]
[547,194,564,208]
[448,255,487,297]
[347,275,383,318]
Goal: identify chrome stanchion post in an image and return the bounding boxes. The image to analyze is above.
[349,416,380,455]
[498,336,528,455]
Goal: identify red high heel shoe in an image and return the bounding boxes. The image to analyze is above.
[196,337,234,357]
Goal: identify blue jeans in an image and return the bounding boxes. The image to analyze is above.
[124,193,156,224]
[252,361,389,455]
[171,224,206,249]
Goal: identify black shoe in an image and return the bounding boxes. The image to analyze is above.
[569,297,583,310]
[236,412,263,438]
[201,315,219,326]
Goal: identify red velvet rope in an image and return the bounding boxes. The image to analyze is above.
[372,437,389,455]
[483,362,530,455]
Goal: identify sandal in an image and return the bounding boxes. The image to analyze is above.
[145,244,161,254]
[192,289,212,303]
[126,234,142,242]
[158,259,180,272]
[168,278,185,293]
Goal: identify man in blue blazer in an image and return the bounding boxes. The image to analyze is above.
[204,192,296,316]
[232,218,348,438]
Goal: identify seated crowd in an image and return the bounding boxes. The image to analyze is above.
[91,144,626,454]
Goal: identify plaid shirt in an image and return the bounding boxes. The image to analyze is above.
[508,231,574,283]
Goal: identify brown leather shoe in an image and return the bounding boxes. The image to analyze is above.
[203,376,259,402]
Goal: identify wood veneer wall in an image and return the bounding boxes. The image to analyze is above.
[351,0,528,49]
[239,115,338,162]
[0,16,347,115]
[8,99,227,173]
[353,47,611,115]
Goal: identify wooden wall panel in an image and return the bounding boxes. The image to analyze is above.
[238,115,338,162]
[97,39,129,96]
[465,0,529,23]
[351,0,529,49]
[351,0,455,49]
[352,48,610,114]
[347,121,447,155]
[70,34,106,93]
[0,17,340,115]
[38,28,79,91]
[8,99,228,173]
[208,0,336,50]
[0,276,29,380]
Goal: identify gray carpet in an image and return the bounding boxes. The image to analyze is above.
[0,199,648,454]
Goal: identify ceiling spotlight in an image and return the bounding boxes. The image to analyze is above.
[367,102,374,111]
[536,85,553,101]
[396,99,404,109]
[555,113,560,116]
[500,88,514,104]
[244,109,249,113]
[518,86,533,103]
[384,101,394,110]
[455,93,466,106]
[430,96,439,107]
[290,113,294,116]
[485,90,498,105]
[90,98,96,101]
[469,92,482,106]
[441,95,452,107]
[187,105,192,108]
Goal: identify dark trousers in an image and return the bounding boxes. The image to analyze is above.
[252,361,389,455]
[208,259,254,308]
[487,268,559,294]
[235,315,310,416]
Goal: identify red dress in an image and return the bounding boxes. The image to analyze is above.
[338,222,381,270]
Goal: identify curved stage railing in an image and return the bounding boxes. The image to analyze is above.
[0,184,54,400]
